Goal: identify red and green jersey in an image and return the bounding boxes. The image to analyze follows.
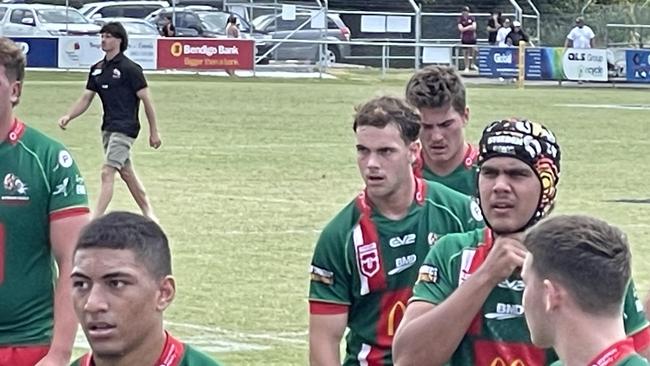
[417,144,479,197]
[71,332,221,366]
[0,119,89,345]
[550,339,650,366]
[411,228,650,366]
[309,179,484,366]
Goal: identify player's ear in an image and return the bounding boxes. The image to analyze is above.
[10,80,22,106]
[462,106,470,127]
[156,275,176,311]
[408,140,421,164]
[543,279,560,312]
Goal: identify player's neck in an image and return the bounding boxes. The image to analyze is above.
[93,328,166,366]
[554,313,626,366]
[423,142,468,176]
[0,112,14,143]
[369,173,416,220]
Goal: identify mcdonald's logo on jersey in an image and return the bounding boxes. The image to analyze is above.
[387,301,406,336]
[489,357,526,366]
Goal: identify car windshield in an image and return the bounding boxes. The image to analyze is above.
[123,21,159,35]
[37,8,89,24]
[198,12,249,32]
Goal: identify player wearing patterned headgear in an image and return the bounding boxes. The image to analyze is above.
[393,119,650,366]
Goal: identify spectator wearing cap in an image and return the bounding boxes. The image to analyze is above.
[457,5,477,72]
[565,17,595,49]
[506,20,529,47]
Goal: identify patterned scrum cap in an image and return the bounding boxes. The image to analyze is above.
[478,118,561,230]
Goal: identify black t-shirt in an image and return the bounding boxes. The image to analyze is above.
[86,53,147,138]
[506,29,529,46]
[162,23,175,37]
[487,17,502,44]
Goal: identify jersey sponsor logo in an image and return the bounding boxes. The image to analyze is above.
[91,68,102,76]
[310,265,334,285]
[497,279,525,292]
[75,175,87,195]
[358,242,380,278]
[484,302,524,320]
[112,68,121,79]
[417,265,438,283]
[470,199,483,221]
[490,358,527,366]
[387,301,406,336]
[388,234,416,248]
[2,173,29,202]
[427,232,438,246]
[388,254,417,275]
[53,177,70,197]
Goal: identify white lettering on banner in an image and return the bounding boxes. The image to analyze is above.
[561,48,608,81]
[16,42,29,55]
[493,52,512,64]
[182,44,239,56]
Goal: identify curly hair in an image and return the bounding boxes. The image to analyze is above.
[405,66,466,114]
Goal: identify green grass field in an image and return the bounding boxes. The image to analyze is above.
[18,71,650,365]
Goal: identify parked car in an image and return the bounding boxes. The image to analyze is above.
[80,1,168,20]
[0,4,100,36]
[251,12,350,63]
[93,17,159,36]
[145,7,219,37]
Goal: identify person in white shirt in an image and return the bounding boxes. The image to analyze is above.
[497,18,511,47]
[565,17,595,49]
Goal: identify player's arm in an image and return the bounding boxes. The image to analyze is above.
[457,22,465,32]
[468,20,477,31]
[42,213,90,365]
[58,90,95,130]
[309,309,347,366]
[136,87,162,149]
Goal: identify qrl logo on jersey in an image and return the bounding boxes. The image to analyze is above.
[358,243,380,277]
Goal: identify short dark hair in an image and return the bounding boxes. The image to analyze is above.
[524,215,631,316]
[76,212,171,279]
[100,22,128,52]
[353,96,421,144]
[0,37,25,82]
[405,66,466,115]
[227,14,237,24]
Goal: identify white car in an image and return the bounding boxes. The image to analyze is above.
[93,17,160,37]
[80,1,169,20]
[0,4,100,37]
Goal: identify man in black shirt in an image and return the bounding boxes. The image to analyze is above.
[58,22,161,221]
[506,20,530,46]
[487,11,502,45]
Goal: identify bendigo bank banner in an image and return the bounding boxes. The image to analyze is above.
[157,38,255,70]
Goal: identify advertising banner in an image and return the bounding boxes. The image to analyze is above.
[525,48,607,81]
[12,38,58,67]
[626,49,650,83]
[157,38,255,70]
[58,36,103,69]
[125,37,157,70]
[478,47,519,78]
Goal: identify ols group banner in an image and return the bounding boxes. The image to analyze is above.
[478,47,519,77]
[525,47,607,81]
[12,38,58,67]
[157,38,255,70]
[626,50,650,83]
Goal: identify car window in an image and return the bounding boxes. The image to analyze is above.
[9,9,30,24]
[0,8,7,21]
[37,9,89,24]
[122,5,157,18]
[99,6,121,18]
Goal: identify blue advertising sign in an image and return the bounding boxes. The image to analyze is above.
[11,38,58,68]
[626,50,650,83]
[478,47,519,77]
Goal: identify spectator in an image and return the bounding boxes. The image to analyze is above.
[225,15,239,77]
[457,6,477,72]
[565,17,595,49]
[497,18,511,47]
[161,15,175,37]
[487,11,502,46]
[506,20,529,47]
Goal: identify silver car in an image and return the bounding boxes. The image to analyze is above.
[0,4,100,37]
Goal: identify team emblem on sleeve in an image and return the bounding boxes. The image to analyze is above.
[417,265,438,284]
[310,265,334,285]
[58,150,73,168]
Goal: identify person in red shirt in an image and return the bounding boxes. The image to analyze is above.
[457,6,477,72]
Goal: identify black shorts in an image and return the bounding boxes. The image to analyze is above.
[461,39,477,45]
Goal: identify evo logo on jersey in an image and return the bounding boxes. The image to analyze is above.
[2,173,29,203]
[485,302,524,320]
[388,254,417,275]
[497,279,525,292]
[389,234,416,248]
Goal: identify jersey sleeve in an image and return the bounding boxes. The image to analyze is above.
[623,279,650,338]
[309,223,353,309]
[128,64,148,92]
[86,66,98,92]
[410,235,459,305]
[567,28,577,40]
[47,147,89,220]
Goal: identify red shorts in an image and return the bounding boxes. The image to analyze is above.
[0,346,49,366]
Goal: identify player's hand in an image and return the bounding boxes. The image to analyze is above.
[476,233,527,284]
[57,115,70,130]
[149,131,162,149]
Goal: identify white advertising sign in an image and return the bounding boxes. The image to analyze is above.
[58,36,103,69]
[562,48,607,81]
[125,36,157,70]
